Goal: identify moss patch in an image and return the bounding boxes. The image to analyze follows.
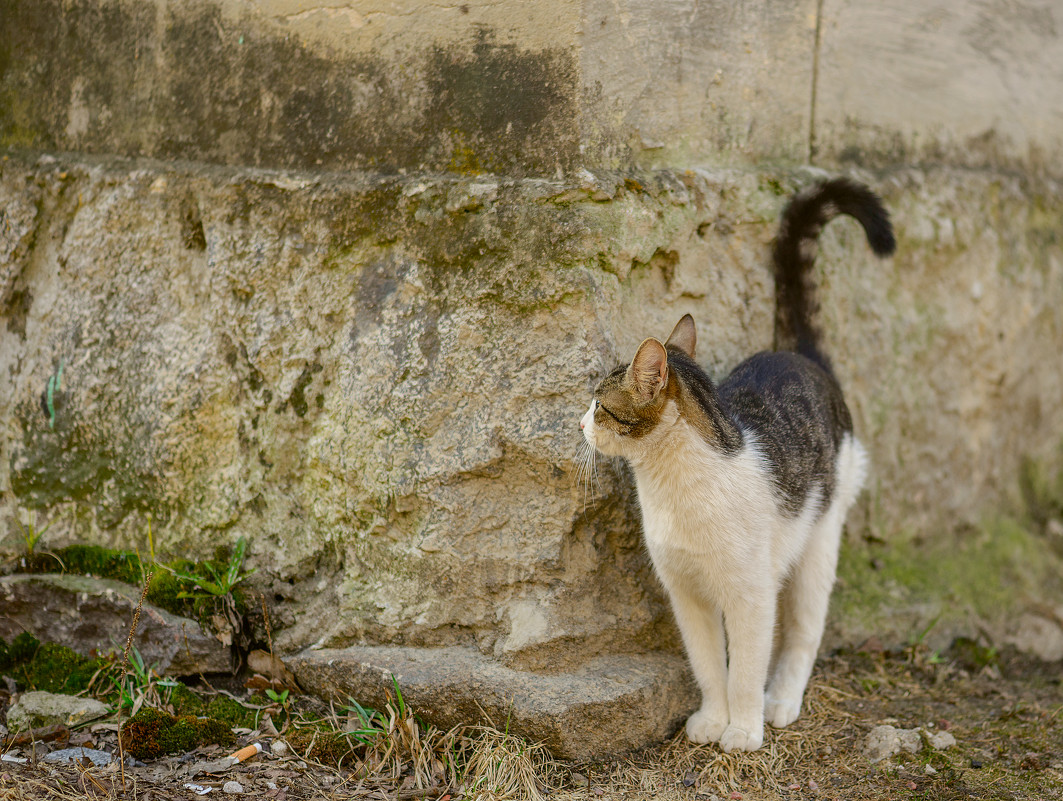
[16,542,251,627]
[204,696,258,729]
[835,514,1063,642]
[121,706,235,760]
[287,727,359,766]
[0,633,105,694]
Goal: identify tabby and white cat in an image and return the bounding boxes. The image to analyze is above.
[580,179,895,752]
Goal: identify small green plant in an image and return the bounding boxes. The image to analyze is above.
[265,688,289,703]
[164,536,255,600]
[265,687,290,706]
[111,645,163,712]
[45,359,64,429]
[15,512,54,556]
[341,697,386,746]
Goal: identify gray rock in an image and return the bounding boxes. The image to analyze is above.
[926,730,957,751]
[6,691,109,730]
[1004,612,1063,662]
[0,574,232,675]
[863,725,956,763]
[287,645,698,760]
[863,725,923,763]
[42,747,114,766]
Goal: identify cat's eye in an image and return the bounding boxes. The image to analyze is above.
[594,399,600,410]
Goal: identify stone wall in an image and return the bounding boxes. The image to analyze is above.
[2,0,1062,757]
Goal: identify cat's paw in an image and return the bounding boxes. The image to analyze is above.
[765,695,802,729]
[685,709,728,744]
[719,724,764,753]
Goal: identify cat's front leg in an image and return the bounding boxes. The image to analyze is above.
[667,586,729,744]
[719,590,775,752]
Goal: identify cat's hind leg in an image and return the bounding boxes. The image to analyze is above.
[766,437,867,728]
[764,509,842,728]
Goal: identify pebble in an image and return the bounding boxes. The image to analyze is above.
[223,781,244,794]
[926,730,956,751]
[270,740,289,757]
[42,747,113,767]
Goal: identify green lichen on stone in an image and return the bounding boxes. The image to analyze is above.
[10,395,164,527]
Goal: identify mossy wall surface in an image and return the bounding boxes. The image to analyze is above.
[2,154,1061,663]
[1,0,1062,669]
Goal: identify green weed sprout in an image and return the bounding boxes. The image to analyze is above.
[164,536,256,600]
[110,645,162,712]
[45,359,64,429]
[341,697,386,746]
[15,512,54,556]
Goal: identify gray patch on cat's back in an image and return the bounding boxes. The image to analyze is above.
[718,351,851,517]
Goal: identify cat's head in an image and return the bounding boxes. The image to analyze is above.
[580,315,697,460]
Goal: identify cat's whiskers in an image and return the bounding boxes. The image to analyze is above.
[573,438,602,511]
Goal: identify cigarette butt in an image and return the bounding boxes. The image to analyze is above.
[227,742,263,763]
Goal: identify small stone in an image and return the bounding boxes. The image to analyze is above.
[808,778,819,791]
[43,747,113,766]
[924,764,938,775]
[863,725,922,763]
[223,781,244,794]
[926,730,956,751]
[6,691,109,730]
[971,759,983,769]
[683,771,698,787]
[270,739,289,756]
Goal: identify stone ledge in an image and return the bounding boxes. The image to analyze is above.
[286,645,698,760]
[0,574,232,675]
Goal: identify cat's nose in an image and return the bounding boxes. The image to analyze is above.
[579,420,585,430]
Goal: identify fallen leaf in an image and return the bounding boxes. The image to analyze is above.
[247,650,298,690]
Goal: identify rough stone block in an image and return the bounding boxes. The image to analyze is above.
[0,574,232,675]
[6,690,110,730]
[287,645,698,760]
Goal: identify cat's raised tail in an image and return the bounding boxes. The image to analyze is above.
[772,178,896,373]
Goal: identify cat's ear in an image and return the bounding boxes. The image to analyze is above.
[627,338,669,401]
[665,314,696,358]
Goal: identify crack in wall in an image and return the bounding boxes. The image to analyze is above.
[808,0,825,164]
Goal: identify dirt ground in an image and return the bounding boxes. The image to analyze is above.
[2,640,1060,801]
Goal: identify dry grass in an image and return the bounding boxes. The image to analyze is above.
[3,646,1062,801]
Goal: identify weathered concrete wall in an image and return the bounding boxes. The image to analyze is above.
[2,0,1063,757]
[3,1,1062,176]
